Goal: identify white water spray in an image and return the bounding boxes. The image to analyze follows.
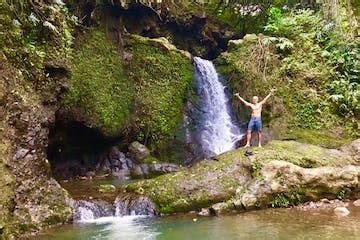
[192,57,242,158]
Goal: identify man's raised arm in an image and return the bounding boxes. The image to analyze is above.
[234,93,252,107]
[260,89,276,105]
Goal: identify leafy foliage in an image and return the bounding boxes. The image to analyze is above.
[265,8,359,119]
[217,7,359,142]
[1,1,76,91]
[269,190,305,208]
[210,0,287,35]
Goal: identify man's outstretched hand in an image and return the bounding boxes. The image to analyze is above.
[270,88,277,94]
[234,92,240,97]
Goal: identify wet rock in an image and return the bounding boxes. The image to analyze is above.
[131,164,148,178]
[298,199,347,211]
[149,163,180,175]
[198,208,211,216]
[111,169,131,180]
[130,163,180,178]
[70,200,114,221]
[353,199,360,207]
[129,141,150,163]
[210,202,232,215]
[114,194,157,216]
[98,184,116,193]
[334,207,350,216]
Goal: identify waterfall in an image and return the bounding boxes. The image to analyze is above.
[190,57,242,159]
[114,195,157,217]
[70,196,157,223]
[71,200,114,222]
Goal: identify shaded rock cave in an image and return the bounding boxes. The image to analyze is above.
[47,120,121,180]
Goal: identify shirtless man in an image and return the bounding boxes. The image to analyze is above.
[234,89,275,147]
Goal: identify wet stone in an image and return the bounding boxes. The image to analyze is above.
[128,141,150,162]
[334,207,350,217]
[353,199,360,207]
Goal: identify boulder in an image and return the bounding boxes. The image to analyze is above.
[334,207,350,216]
[198,208,211,216]
[353,199,360,207]
[129,141,150,163]
[123,140,360,214]
[131,163,180,178]
[210,202,233,215]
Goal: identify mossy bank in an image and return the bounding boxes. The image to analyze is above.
[215,9,359,148]
[123,139,360,214]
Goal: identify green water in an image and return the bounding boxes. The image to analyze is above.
[36,206,360,240]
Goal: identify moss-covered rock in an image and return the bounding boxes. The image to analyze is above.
[65,29,133,136]
[122,139,360,214]
[124,34,193,152]
[62,29,193,157]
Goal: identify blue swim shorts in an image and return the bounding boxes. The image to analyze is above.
[248,117,262,132]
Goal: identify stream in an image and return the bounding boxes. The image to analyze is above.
[35,206,360,240]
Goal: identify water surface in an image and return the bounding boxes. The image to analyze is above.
[36,206,360,240]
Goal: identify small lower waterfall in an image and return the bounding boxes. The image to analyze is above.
[70,199,158,239]
[70,195,157,222]
[70,200,114,222]
[189,57,242,159]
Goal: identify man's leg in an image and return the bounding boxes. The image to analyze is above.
[257,118,263,147]
[245,130,251,147]
[258,131,262,147]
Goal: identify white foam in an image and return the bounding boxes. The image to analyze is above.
[79,215,146,224]
[193,57,243,157]
[79,215,159,240]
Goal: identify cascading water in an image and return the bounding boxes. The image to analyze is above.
[188,57,242,159]
[70,195,157,222]
[70,200,114,222]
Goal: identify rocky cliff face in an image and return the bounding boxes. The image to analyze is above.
[0,1,203,237]
[0,1,76,237]
[1,35,72,240]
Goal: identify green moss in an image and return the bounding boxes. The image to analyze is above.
[125,35,193,151]
[65,29,133,136]
[284,129,352,148]
[123,139,358,214]
[124,153,249,213]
